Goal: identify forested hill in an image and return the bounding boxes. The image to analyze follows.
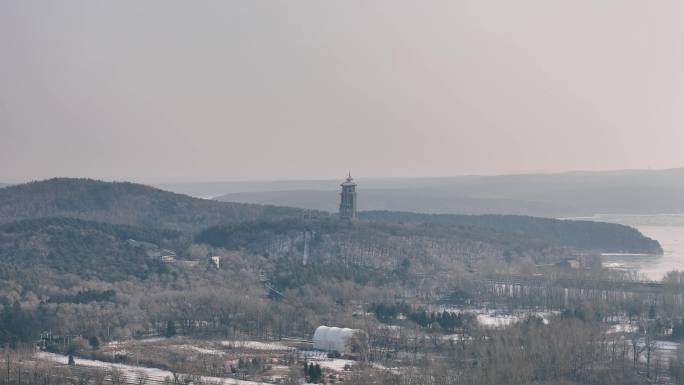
[361,211,663,254]
[0,178,306,232]
[0,217,179,283]
[195,217,577,289]
[0,179,662,255]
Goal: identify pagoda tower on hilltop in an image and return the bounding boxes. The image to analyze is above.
[339,172,358,221]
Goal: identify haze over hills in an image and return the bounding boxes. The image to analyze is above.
[205,168,684,217]
[0,178,662,256]
[0,178,305,232]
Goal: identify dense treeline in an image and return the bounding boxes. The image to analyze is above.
[0,301,36,346]
[0,263,395,345]
[449,318,641,385]
[0,218,175,283]
[195,218,308,251]
[195,216,579,275]
[47,290,116,304]
[371,302,472,332]
[361,211,663,254]
[270,257,394,289]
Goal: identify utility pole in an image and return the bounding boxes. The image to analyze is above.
[6,348,10,385]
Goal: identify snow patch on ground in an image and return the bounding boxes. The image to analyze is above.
[106,337,166,347]
[654,340,680,351]
[476,314,518,328]
[298,350,328,359]
[136,337,166,344]
[309,358,354,372]
[35,352,267,385]
[476,309,557,328]
[430,306,557,329]
[221,340,293,351]
[607,323,640,334]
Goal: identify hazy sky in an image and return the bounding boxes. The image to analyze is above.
[2,1,684,182]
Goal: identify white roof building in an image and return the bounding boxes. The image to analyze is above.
[313,326,359,354]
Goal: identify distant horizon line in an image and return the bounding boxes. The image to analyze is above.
[2,166,683,185]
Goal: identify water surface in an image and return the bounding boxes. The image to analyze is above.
[572,214,684,281]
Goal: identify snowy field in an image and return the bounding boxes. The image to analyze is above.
[177,344,227,355]
[36,352,268,385]
[106,337,166,347]
[428,306,558,329]
[221,340,294,351]
[36,336,358,385]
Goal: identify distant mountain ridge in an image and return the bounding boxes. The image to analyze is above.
[210,168,684,217]
[0,178,305,232]
[216,189,576,216]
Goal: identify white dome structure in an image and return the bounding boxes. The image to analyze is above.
[313,326,358,354]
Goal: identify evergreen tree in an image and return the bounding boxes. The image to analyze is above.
[89,335,100,349]
[0,301,35,346]
[165,320,176,337]
[312,364,322,382]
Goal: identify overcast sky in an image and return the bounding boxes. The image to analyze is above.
[2,1,684,182]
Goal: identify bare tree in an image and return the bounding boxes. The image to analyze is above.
[134,370,149,385]
[109,367,126,385]
[644,331,659,379]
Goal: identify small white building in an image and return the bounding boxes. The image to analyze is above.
[159,249,177,263]
[313,326,359,354]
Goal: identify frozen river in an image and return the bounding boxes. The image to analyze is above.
[572,214,684,281]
